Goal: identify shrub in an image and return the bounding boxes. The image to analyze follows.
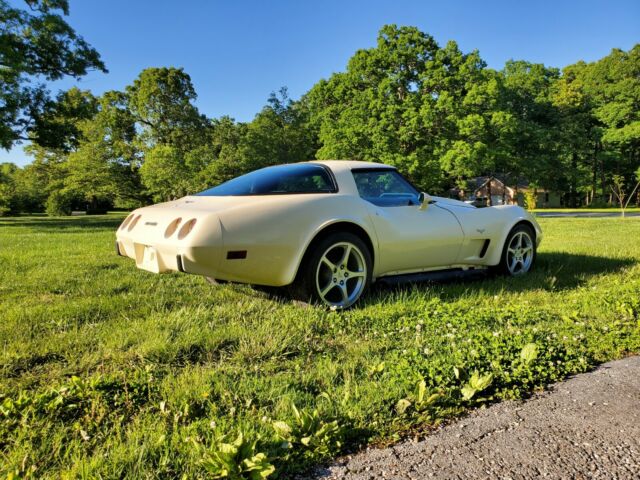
[45,190,74,216]
[523,190,537,210]
[197,432,275,479]
[0,183,12,216]
[273,404,345,461]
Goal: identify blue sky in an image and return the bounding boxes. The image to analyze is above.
[3,0,639,166]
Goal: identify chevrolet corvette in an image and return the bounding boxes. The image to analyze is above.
[115,161,542,309]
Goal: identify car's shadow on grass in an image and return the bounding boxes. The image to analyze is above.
[252,252,636,307]
[370,252,636,299]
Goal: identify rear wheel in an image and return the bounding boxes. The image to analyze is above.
[497,224,536,276]
[292,232,372,309]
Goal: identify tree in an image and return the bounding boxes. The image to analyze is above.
[139,145,192,201]
[498,61,562,197]
[126,67,209,200]
[0,0,106,149]
[549,63,598,206]
[64,91,143,211]
[188,116,246,189]
[611,168,640,217]
[20,143,68,211]
[239,88,316,171]
[0,162,17,215]
[126,67,208,150]
[306,25,504,191]
[32,87,99,152]
[579,46,640,199]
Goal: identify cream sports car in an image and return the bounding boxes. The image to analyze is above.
[115,161,542,308]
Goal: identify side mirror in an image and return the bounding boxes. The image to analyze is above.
[418,192,432,210]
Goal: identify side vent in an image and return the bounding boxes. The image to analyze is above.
[479,239,490,258]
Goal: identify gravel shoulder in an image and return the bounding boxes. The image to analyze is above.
[310,356,640,479]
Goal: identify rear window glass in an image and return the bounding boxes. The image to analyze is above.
[196,164,336,196]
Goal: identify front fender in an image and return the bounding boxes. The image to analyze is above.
[484,207,542,266]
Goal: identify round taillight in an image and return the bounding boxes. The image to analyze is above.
[119,214,134,230]
[177,218,197,239]
[164,217,182,238]
[127,214,141,232]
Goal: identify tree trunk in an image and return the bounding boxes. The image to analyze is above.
[590,143,599,206]
[569,152,578,208]
[599,142,608,205]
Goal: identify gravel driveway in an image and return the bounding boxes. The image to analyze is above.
[310,356,640,479]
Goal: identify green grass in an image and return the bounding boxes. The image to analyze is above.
[1,215,639,478]
[533,207,640,213]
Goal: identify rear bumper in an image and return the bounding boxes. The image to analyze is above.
[114,204,303,286]
[115,236,224,276]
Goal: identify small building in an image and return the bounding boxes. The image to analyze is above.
[451,176,563,208]
[515,189,563,209]
[451,176,517,206]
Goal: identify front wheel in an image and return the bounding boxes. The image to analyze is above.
[497,224,536,276]
[292,232,372,309]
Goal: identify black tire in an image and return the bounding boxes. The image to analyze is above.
[291,232,372,309]
[496,223,536,276]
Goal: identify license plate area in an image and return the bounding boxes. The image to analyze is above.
[138,245,160,273]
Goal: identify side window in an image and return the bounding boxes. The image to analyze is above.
[273,171,333,193]
[352,170,420,207]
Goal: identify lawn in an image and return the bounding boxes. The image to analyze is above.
[533,207,640,213]
[1,215,639,478]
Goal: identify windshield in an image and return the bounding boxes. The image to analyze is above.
[196,163,337,196]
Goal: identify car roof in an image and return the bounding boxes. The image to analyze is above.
[309,160,394,172]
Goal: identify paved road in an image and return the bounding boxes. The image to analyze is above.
[535,211,640,218]
[310,356,640,479]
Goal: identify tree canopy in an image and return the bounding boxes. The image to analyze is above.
[1,21,639,215]
[0,0,106,149]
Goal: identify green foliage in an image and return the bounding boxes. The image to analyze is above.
[273,404,345,461]
[33,87,99,152]
[140,145,192,201]
[5,24,639,215]
[0,163,16,215]
[395,380,442,416]
[0,216,640,476]
[523,190,537,210]
[0,184,11,216]
[0,0,106,149]
[197,433,275,479]
[461,371,494,401]
[520,343,539,364]
[45,189,74,216]
[306,25,498,190]
[126,67,208,150]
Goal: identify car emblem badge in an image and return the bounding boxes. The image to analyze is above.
[476,228,485,234]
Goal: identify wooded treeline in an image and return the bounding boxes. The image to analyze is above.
[1,2,638,215]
